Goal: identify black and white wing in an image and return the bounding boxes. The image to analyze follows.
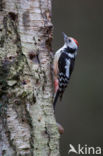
[58,52,75,99]
[53,52,75,109]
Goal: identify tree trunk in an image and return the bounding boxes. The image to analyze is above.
[0,0,60,155]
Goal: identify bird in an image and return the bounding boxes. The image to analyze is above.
[53,32,79,109]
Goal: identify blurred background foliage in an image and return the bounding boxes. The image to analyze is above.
[53,0,103,155]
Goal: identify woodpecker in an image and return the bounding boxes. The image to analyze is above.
[53,32,79,109]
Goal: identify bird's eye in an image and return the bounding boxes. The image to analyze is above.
[68,39,71,43]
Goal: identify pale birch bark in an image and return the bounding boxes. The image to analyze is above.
[0,0,60,155]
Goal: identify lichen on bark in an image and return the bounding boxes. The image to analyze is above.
[0,0,60,156]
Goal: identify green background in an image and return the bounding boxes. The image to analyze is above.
[53,0,103,155]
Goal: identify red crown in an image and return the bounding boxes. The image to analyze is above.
[72,38,79,47]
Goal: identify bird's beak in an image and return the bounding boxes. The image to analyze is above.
[62,32,68,43]
[62,32,68,38]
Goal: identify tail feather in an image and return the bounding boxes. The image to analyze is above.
[53,89,60,110]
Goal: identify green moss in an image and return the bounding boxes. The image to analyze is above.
[22,91,27,98]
